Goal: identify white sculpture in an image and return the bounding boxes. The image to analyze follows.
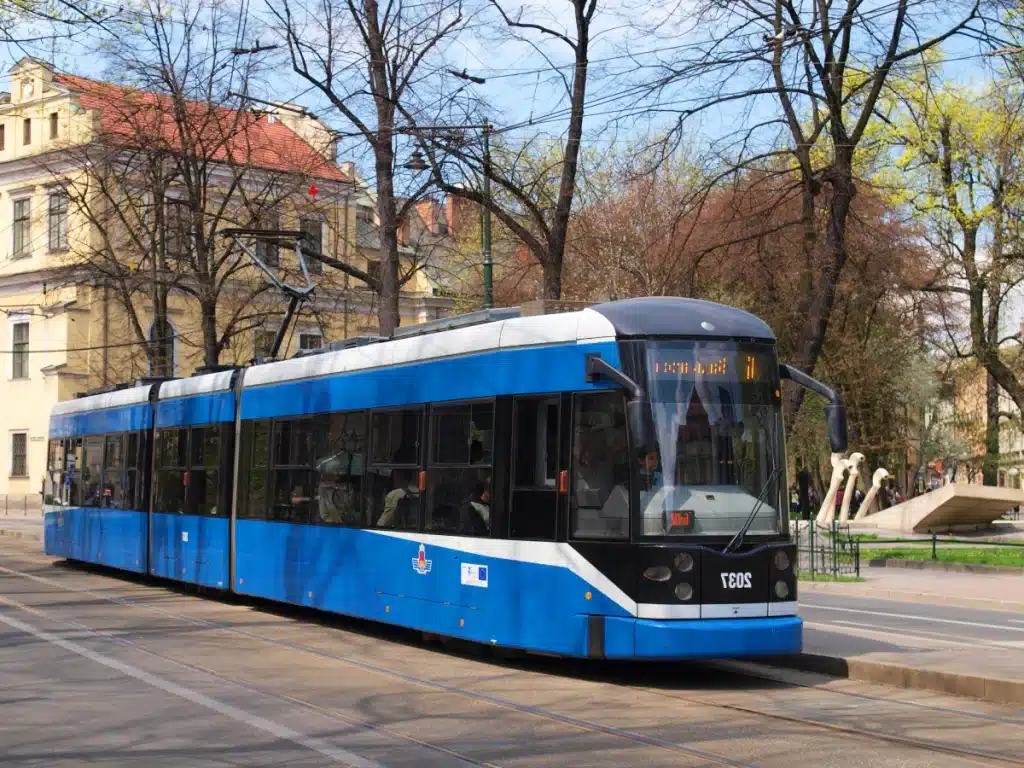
[855,467,890,520]
[816,453,849,526]
[838,452,866,523]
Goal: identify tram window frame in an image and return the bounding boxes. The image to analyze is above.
[154,427,188,514]
[569,391,630,541]
[425,399,494,537]
[81,435,105,507]
[314,410,368,527]
[67,437,83,506]
[269,418,316,524]
[238,420,273,520]
[103,433,126,509]
[188,424,232,517]
[367,406,424,531]
[509,395,561,541]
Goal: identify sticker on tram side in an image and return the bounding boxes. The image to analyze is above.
[460,563,488,588]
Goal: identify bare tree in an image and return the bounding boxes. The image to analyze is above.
[42,0,345,376]
[420,0,601,300]
[270,0,468,334]
[642,0,980,429]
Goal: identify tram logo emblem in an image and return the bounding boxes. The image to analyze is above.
[412,543,432,575]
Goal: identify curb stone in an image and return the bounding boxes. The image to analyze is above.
[762,653,1024,707]
[865,558,1024,576]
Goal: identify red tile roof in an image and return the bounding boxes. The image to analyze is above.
[55,73,347,182]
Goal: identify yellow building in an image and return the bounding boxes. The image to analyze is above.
[0,58,451,498]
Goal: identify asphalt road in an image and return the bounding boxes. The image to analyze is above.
[2,538,1023,767]
[800,592,1024,656]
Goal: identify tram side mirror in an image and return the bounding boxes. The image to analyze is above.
[825,403,848,454]
[780,363,848,454]
[627,397,654,454]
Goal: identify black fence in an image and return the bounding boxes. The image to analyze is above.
[793,520,861,579]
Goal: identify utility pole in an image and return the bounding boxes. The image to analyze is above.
[481,120,493,309]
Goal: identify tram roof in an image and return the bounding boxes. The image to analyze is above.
[590,296,775,340]
[51,383,153,417]
[242,296,775,390]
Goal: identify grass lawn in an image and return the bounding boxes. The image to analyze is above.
[861,547,1024,568]
[797,573,864,582]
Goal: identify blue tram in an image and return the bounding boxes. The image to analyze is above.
[43,297,846,660]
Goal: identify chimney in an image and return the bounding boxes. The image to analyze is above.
[341,161,355,179]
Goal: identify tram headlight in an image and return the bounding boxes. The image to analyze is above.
[674,583,694,601]
[673,552,694,573]
[774,580,790,599]
[774,550,791,572]
[643,566,672,582]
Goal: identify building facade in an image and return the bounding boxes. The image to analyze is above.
[0,59,452,498]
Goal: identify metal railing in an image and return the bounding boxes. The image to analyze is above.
[859,533,1024,562]
[792,520,861,579]
[0,494,42,516]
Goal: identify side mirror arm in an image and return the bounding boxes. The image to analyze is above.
[585,354,655,451]
[585,354,644,399]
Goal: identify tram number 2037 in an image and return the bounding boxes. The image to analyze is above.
[720,572,753,589]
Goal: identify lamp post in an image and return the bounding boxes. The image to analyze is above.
[402,121,495,310]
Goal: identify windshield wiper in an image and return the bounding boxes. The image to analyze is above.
[723,466,782,554]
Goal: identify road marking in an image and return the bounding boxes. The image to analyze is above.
[0,596,381,768]
[819,619,1024,650]
[1010,619,1024,625]
[803,621,974,651]
[801,603,1024,633]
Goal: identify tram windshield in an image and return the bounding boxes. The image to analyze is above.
[635,340,785,537]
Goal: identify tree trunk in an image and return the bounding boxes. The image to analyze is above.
[984,371,1000,486]
[542,253,562,301]
[783,158,855,433]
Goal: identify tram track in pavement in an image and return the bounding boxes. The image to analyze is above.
[0,550,1020,767]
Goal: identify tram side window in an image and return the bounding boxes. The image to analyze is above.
[124,432,142,510]
[45,439,64,505]
[67,438,82,506]
[571,392,629,540]
[103,434,125,509]
[239,420,272,520]
[315,411,368,527]
[189,425,231,517]
[270,419,315,523]
[155,428,187,514]
[510,397,560,540]
[81,436,104,507]
[368,408,422,530]
[426,401,493,536]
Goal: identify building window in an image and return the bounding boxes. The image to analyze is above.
[356,205,374,223]
[49,112,58,139]
[11,321,28,379]
[11,432,27,477]
[299,333,322,351]
[299,217,323,274]
[13,199,30,258]
[256,210,280,267]
[164,199,191,260]
[0,124,5,151]
[22,118,30,145]
[254,329,277,359]
[48,193,68,251]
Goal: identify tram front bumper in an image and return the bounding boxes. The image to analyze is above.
[630,615,803,659]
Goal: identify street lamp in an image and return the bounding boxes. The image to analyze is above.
[401,121,494,310]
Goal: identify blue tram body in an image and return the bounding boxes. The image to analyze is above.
[149,372,237,589]
[43,297,822,660]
